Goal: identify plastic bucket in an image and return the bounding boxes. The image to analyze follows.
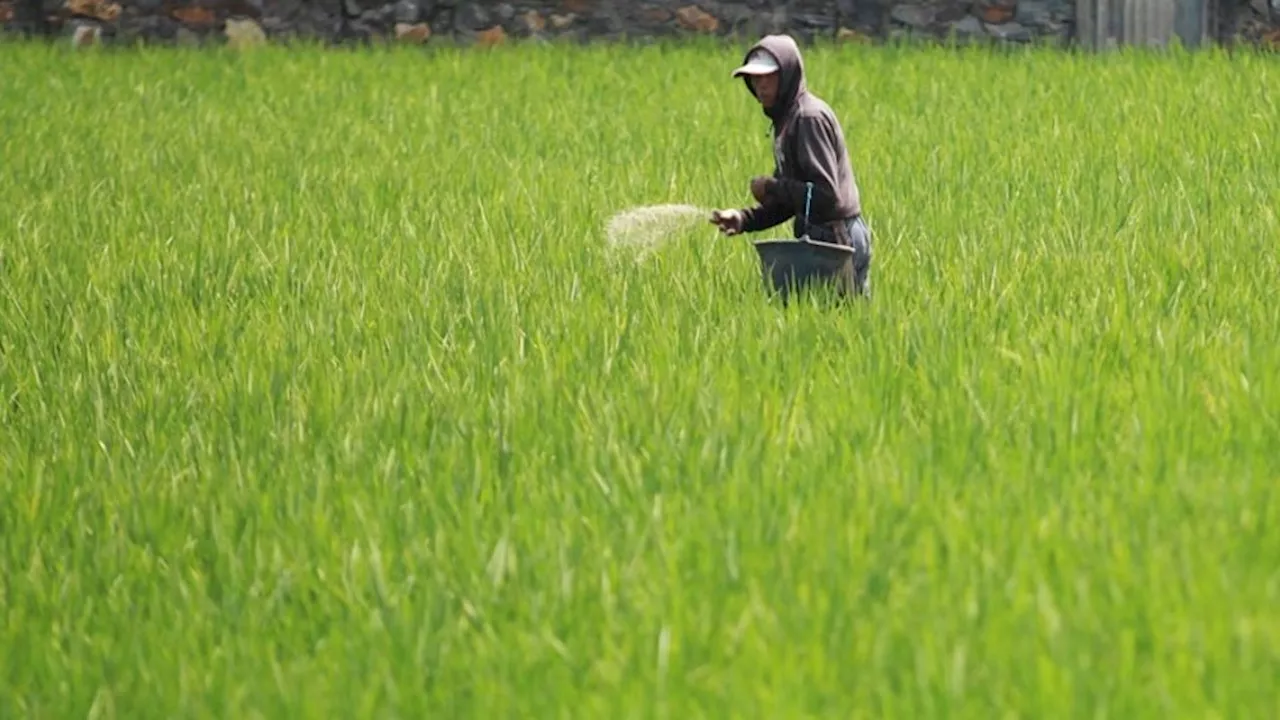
[752,236,858,301]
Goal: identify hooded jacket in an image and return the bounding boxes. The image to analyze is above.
[738,35,862,239]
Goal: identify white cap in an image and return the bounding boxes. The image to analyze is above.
[732,49,779,77]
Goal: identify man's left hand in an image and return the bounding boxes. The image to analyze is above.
[750,176,774,203]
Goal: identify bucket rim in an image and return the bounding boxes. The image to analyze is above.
[751,236,855,255]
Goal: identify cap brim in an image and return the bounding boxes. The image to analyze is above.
[732,61,779,77]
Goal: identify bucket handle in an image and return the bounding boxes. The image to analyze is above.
[802,182,812,240]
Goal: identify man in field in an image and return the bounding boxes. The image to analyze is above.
[711,34,872,296]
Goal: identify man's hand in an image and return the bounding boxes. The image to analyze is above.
[750,176,774,203]
[710,209,745,236]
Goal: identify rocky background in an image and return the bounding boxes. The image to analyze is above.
[1,0,1277,50]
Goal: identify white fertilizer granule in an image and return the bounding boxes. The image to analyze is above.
[604,204,711,262]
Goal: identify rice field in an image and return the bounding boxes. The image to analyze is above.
[1,37,1278,717]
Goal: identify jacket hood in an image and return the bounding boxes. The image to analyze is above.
[740,34,807,123]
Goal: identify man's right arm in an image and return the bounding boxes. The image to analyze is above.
[740,170,796,232]
[741,199,794,233]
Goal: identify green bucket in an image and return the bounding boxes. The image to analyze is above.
[745,181,859,302]
[752,236,858,302]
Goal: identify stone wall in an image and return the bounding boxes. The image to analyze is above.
[2,0,1277,49]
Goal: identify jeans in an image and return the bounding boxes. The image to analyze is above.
[805,215,872,297]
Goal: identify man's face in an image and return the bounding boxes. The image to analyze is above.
[750,71,780,109]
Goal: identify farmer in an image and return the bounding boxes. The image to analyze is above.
[710,34,872,296]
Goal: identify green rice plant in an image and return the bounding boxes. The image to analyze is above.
[0,37,1277,718]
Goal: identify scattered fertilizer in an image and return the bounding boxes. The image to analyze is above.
[604,204,711,262]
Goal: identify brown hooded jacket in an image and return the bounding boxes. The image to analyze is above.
[737,35,862,240]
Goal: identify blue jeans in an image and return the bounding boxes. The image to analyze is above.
[806,215,872,297]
